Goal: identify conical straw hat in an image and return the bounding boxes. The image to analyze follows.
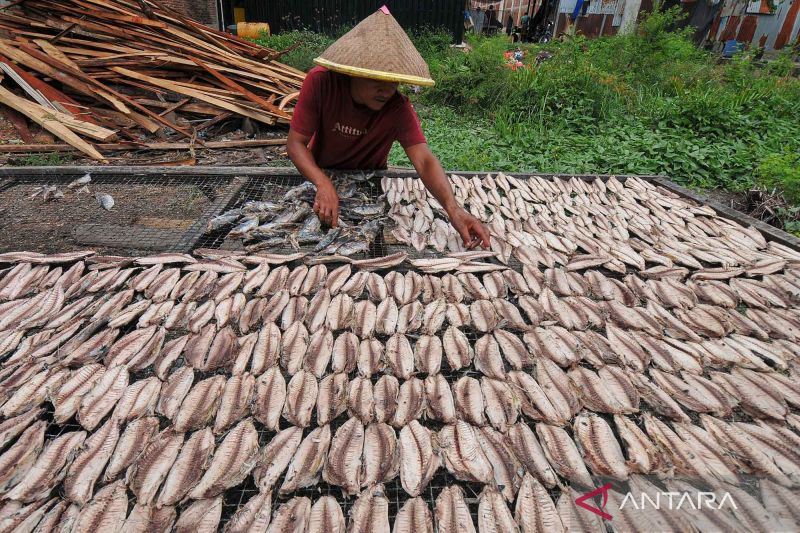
[314,6,434,87]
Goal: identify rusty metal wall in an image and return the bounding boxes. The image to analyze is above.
[706,0,799,50]
[554,0,625,37]
[243,0,466,43]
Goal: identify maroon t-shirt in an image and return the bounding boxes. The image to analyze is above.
[290,66,427,170]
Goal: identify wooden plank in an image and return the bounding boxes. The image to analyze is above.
[33,38,81,70]
[0,85,106,161]
[0,138,287,153]
[112,67,279,125]
[190,57,292,120]
[15,43,198,140]
[0,105,34,142]
[0,52,100,124]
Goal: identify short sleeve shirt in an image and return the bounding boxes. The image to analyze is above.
[290,66,427,170]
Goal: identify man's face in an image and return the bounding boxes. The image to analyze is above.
[350,76,399,111]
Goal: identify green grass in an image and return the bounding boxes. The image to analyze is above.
[255,8,800,200]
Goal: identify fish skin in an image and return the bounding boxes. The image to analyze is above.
[121,504,176,533]
[305,289,331,333]
[480,377,520,433]
[252,322,282,375]
[515,473,566,533]
[6,430,87,502]
[391,377,426,428]
[51,363,105,424]
[317,372,349,426]
[211,271,245,302]
[253,367,287,431]
[112,376,162,423]
[375,298,399,335]
[470,300,498,332]
[280,425,331,494]
[478,487,520,533]
[331,331,359,374]
[189,419,260,499]
[172,375,226,432]
[366,272,388,302]
[414,335,443,375]
[261,289,291,324]
[323,417,365,495]
[573,412,629,480]
[157,427,215,507]
[72,480,129,533]
[474,334,506,379]
[77,365,128,431]
[392,496,433,533]
[287,265,309,296]
[505,422,559,488]
[281,322,309,375]
[386,333,414,380]
[253,426,303,492]
[358,337,384,378]
[435,486,476,533]
[327,265,353,296]
[232,332,258,375]
[439,420,493,483]
[0,420,45,495]
[348,484,390,532]
[362,422,400,488]
[536,424,594,488]
[104,325,158,368]
[374,375,399,424]
[398,420,440,497]
[353,300,377,338]
[613,415,661,474]
[348,376,375,424]
[267,496,311,533]
[476,425,523,501]
[223,491,271,533]
[283,370,318,428]
[103,416,159,483]
[127,428,184,506]
[280,296,308,331]
[214,373,255,434]
[443,325,473,370]
[453,376,486,426]
[240,297,266,334]
[423,374,456,424]
[154,335,189,380]
[174,497,222,533]
[64,418,120,505]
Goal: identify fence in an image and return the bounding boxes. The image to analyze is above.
[243,0,467,43]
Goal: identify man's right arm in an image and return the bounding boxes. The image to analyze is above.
[287,129,339,227]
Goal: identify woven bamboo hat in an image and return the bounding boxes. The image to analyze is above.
[314,6,435,87]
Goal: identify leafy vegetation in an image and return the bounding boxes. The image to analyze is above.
[255,8,800,207]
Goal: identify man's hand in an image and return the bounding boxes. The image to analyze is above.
[449,208,491,250]
[313,181,339,227]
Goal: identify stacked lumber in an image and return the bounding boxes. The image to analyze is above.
[0,0,305,161]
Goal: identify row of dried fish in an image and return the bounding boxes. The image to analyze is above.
[382,174,800,276]
[4,408,798,532]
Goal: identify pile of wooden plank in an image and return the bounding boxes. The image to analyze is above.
[0,0,305,161]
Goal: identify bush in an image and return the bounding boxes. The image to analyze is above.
[252,30,336,71]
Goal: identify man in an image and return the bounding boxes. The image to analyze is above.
[287,7,490,249]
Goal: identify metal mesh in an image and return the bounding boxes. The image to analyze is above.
[0,173,240,256]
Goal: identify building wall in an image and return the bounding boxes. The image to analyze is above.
[161,0,219,28]
[707,0,800,50]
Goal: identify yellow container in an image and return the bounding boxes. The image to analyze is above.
[236,22,270,39]
[234,7,246,23]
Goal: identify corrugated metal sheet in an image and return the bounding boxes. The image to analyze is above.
[243,0,466,43]
[554,0,628,37]
[707,0,800,50]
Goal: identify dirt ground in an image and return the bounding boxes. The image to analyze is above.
[0,182,214,254]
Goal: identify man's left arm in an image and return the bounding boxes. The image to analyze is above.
[404,143,491,250]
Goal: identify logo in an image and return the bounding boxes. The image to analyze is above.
[332,122,367,137]
[575,483,613,520]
